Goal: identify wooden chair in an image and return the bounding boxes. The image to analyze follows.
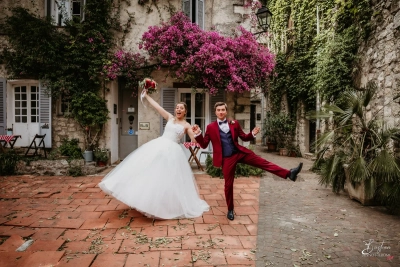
[24,134,47,158]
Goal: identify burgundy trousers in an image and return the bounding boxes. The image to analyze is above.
[222,151,290,211]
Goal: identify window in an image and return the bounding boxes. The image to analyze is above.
[46,0,86,26]
[58,93,72,115]
[14,85,39,123]
[179,90,208,142]
[182,0,205,30]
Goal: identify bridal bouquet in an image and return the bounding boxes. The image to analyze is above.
[139,78,157,94]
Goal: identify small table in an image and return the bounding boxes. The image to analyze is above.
[183,142,204,171]
[0,135,22,152]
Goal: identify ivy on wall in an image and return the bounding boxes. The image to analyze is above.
[266,0,372,113]
[1,0,115,97]
[0,0,123,149]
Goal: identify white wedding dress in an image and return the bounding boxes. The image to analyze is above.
[98,118,209,219]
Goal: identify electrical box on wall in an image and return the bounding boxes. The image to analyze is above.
[127,107,135,113]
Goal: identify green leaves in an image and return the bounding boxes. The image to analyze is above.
[310,82,400,209]
[71,92,109,127]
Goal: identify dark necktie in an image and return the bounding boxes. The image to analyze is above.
[219,120,227,125]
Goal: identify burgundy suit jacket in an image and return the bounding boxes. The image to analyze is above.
[195,120,254,168]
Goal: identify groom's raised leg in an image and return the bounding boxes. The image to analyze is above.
[241,152,291,179]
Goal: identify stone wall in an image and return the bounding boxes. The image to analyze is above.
[358,0,400,124]
[50,102,107,151]
[296,0,400,156]
[15,159,107,176]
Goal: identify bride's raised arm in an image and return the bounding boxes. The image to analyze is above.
[185,123,197,142]
[142,90,173,121]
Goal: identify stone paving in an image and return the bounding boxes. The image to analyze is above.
[254,147,400,267]
[0,145,399,267]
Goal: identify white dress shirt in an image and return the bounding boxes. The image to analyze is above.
[217,119,230,133]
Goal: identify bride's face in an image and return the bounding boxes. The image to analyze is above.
[175,104,186,119]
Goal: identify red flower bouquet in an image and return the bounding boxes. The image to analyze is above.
[139,78,157,94]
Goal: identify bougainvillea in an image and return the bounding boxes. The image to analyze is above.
[104,11,275,95]
[102,49,149,94]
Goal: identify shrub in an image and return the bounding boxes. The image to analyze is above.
[0,151,21,176]
[205,155,263,178]
[59,138,82,159]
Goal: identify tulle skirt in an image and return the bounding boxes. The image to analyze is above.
[98,136,209,219]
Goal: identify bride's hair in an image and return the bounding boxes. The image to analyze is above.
[176,102,187,117]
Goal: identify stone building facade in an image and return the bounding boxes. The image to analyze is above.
[0,0,264,164]
[358,0,400,123]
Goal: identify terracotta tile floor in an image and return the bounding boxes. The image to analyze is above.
[0,174,259,267]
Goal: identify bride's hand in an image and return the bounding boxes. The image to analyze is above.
[141,89,148,98]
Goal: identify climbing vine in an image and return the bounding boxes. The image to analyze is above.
[0,0,132,149]
[266,0,372,113]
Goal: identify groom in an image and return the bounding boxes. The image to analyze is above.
[192,102,303,221]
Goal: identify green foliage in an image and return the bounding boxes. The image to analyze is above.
[93,147,109,162]
[2,1,114,97]
[314,26,360,102]
[71,92,109,127]
[70,92,110,150]
[267,0,372,113]
[0,151,21,176]
[1,2,115,150]
[59,138,82,159]
[205,155,223,178]
[205,155,264,178]
[263,112,295,148]
[309,81,400,210]
[68,166,83,177]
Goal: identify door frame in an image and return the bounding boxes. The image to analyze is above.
[7,80,41,147]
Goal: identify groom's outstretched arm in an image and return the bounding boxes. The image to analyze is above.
[192,124,210,149]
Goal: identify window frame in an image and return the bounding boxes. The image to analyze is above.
[13,84,40,124]
[182,0,205,30]
[46,0,86,26]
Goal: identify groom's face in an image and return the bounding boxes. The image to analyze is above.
[215,105,227,121]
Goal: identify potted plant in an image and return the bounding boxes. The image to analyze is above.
[308,81,400,210]
[94,147,109,166]
[70,92,110,162]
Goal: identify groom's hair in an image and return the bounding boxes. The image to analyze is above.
[214,102,227,111]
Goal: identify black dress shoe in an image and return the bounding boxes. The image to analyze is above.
[227,210,234,220]
[288,162,303,182]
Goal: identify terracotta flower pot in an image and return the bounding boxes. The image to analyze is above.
[97,161,106,167]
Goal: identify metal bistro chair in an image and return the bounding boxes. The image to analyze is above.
[199,144,213,162]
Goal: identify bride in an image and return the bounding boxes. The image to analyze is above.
[98,84,209,219]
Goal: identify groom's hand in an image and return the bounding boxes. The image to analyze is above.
[252,126,260,136]
[192,124,201,135]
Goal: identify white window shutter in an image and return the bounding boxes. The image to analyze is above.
[210,90,225,122]
[160,88,176,134]
[39,82,52,148]
[182,0,191,19]
[197,0,205,30]
[0,78,6,135]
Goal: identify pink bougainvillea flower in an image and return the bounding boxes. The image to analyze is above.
[103,11,275,95]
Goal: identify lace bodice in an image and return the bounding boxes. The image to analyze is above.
[162,118,185,143]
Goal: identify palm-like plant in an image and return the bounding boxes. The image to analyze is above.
[308,81,400,210]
